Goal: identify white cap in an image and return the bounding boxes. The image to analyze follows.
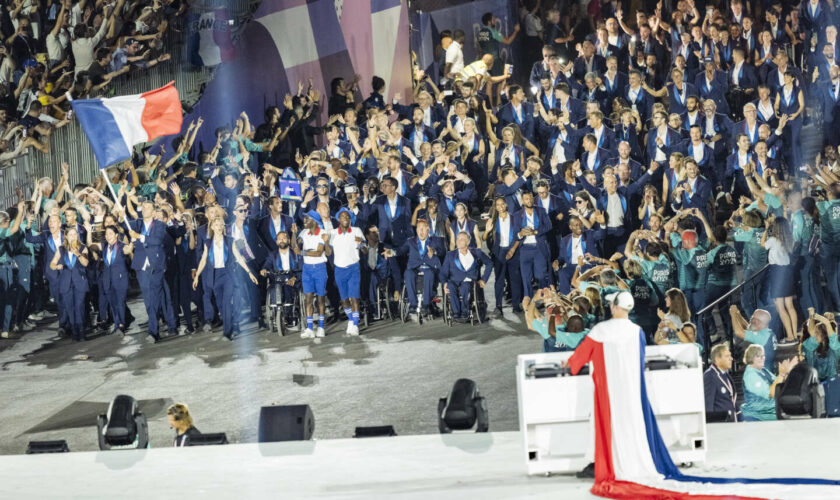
[605,291,635,311]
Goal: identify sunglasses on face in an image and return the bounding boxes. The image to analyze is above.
[317,184,329,189]
[235,208,248,214]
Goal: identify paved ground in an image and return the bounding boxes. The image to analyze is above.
[0,287,541,455]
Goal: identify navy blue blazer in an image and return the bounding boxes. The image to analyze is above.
[666,82,697,116]
[645,127,682,165]
[600,71,628,103]
[512,207,552,260]
[262,249,302,278]
[572,55,606,83]
[694,71,731,115]
[623,85,654,122]
[581,126,617,154]
[440,248,493,283]
[374,194,414,248]
[557,97,587,126]
[128,218,167,272]
[226,220,268,266]
[679,140,716,173]
[496,101,536,144]
[201,236,235,288]
[671,176,713,216]
[258,214,295,251]
[580,147,611,180]
[728,62,758,89]
[704,365,738,422]
[56,248,89,294]
[100,242,130,292]
[724,152,754,197]
[26,229,63,281]
[818,81,840,124]
[400,236,445,271]
[700,113,734,158]
[556,231,598,268]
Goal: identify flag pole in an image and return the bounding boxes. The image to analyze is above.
[100,168,133,232]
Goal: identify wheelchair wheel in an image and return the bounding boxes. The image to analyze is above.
[264,294,276,333]
[362,303,369,328]
[472,283,485,325]
[276,304,287,336]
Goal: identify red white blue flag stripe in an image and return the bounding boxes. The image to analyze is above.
[567,318,840,499]
[71,82,183,168]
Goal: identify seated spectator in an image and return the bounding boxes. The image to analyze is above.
[731,307,776,370]
[741,345,796,422]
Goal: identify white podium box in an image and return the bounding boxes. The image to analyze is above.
[516,343,707,475]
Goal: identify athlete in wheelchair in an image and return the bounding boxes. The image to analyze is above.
[260,231,303,335]
[360,226,400,321]
[441,231,492,324]
[399,219,446,323]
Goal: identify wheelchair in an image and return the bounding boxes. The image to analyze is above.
[443,280,488,327]
[362,274,394,322]
[264,270,304,336]
[399,270,447,324]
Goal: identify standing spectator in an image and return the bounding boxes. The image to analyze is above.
[704,343,739,422]
[441,30,465,87]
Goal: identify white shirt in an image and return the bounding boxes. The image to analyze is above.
[705,117,717,147]
[271,215,284,235]
[686,110,700,126]
[213,239,225,269]
[606,193,624,227]
[757,100,774,120]
[277,249,291,270]
[765,236,790,265]
[654,128,668,162]
[692,142,705,162]
[231,223,254,260]
[552,138,567,163]
[329,226,364,268]
[738,152,749,168]
[445,40,465,77]
[388,196,398,217]
[586,149,597,170]
[539,196,551,213]
[46,29,69,62]
[457,249,475,274]
[523,210,537,245]
[498,215,512,248]
[732,62,742,85]
[299,229,328,265]
[571,235,584,262]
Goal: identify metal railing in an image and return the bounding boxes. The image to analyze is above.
[0,0,260,208]
[696,263,772,360]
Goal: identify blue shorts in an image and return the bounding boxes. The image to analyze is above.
[302,263,328,295]
[335,263,361,300]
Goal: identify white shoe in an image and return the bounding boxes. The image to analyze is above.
[348,325,360,336]
[315,327,325,338]
[301,328,315,339]
[346,322,353,334]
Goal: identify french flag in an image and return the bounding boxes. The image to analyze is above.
[567,319,840,500]
[71,82,183,168]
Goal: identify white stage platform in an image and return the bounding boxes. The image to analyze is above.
[2,420,839,499]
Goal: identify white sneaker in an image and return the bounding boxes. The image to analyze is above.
[315,327,325,338]
[346,322,353,334]
[348,325,359,336]
[301,328,315,339]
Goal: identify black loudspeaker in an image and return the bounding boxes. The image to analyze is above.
[354,425,397,438]
[26,440,69,454]
[258,405,314,442]
[185,433,229,446]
